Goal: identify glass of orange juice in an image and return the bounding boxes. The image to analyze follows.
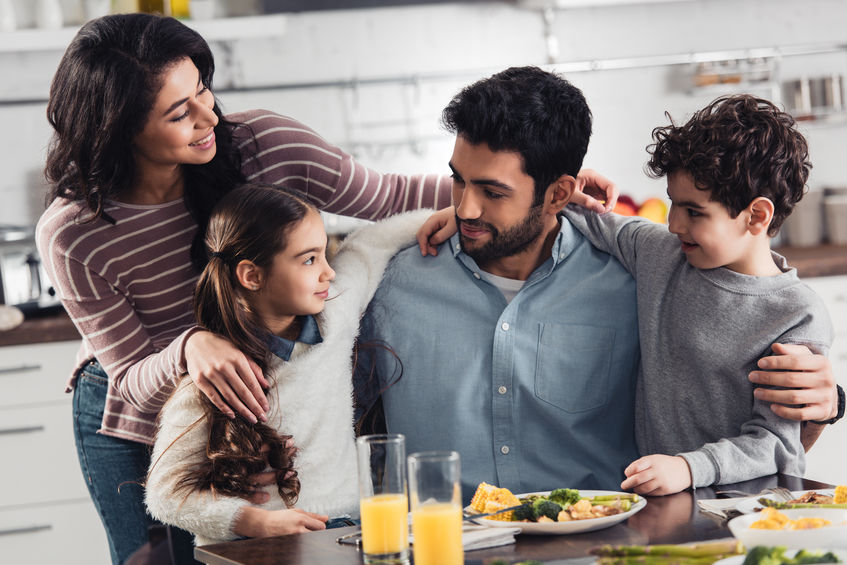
[356,434,409,564]
[407,451,463,565]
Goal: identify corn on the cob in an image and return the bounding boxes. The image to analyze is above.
[469,482,498,512]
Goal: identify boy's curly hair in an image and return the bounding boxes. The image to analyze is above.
[646,94,811,236]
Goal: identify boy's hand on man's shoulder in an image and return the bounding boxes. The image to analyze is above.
[749,343,837,422]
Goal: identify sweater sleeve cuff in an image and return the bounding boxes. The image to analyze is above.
[678,450,717,488]
[173,325,204,382]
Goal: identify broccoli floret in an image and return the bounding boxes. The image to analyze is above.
[742,546,788,565]
[512,503,536,522]
[548,488,581,508]
[532,499,563,521]
[520,494,545,506]
[792,550,842,565]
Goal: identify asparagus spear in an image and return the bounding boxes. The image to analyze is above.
[757,498,847,510]
[596,555,733,565]
[591,540,744,558]
[590,494,641,503]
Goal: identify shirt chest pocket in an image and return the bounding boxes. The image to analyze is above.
[534,323,614,413]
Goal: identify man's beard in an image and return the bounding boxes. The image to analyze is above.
[457,205,545,264]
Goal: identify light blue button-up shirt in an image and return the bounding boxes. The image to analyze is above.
[358,216,640,502]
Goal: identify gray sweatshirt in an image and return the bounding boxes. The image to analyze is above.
[564,207,833,487]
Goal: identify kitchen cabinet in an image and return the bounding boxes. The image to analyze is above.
[0,13,288,53]
[0,339,110,565]
[800,275,847,484]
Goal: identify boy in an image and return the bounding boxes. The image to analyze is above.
[564,94,833,495]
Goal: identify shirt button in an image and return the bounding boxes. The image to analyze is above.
[473,272,481,279]
[501,322,510,331]
[559,252,565,260]
[455,244,461,251]
[498,386,507,395]
[501,445,510,455]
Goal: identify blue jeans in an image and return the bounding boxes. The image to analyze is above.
[72,360,198,565]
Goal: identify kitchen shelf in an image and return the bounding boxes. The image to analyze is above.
[0,13,287,54]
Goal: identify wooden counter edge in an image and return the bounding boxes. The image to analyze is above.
[0,309,80,347]
[775,244,847,278]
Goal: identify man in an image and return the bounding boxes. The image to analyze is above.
[357,66,841,501]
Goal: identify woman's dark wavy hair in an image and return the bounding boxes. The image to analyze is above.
[441,66,592,205]
[646,94,811,236]
[169,184,316,503]
[44,13,250,269]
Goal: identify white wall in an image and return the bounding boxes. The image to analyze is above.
[1,0,847,226]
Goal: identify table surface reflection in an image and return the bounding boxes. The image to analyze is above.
[195,474,832,565]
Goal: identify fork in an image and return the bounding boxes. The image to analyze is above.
[764,487,795,501]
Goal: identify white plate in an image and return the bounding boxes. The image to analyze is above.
[467,490,646,535]
[714,548,847,565]
[728,508,847,549]
[735,490,836,514]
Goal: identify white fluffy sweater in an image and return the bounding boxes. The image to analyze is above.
[145,209,430,546]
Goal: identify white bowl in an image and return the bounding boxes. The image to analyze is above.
[728,508,847,549]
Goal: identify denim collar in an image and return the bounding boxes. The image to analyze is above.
[265,315,323,361]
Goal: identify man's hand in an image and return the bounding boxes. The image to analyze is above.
[749,343,837,422]
[185,330,270,423]
[620,455,692,496]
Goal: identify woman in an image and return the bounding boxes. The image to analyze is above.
[34,13,457,564]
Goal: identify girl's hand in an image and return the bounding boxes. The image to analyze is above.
[235,507,328,538]
[620,454,692,496]
[573,168,619,213]
[416,207,457,256]
[185,330,270,423]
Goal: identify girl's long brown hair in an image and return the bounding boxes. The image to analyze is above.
[174,184,316,504]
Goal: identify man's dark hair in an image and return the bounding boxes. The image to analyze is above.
[647,94,811,236]
[441,66,592,204]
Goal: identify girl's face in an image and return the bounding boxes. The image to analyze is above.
[252,210,336,333]
[133,56,218,172]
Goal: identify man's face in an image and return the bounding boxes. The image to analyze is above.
[449,136,545,267]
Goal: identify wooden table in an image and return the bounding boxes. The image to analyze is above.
[194,474,832,564]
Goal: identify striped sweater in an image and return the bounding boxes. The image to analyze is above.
[35,109,451,444]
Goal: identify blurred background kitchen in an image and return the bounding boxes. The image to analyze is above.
[0,1,845,563]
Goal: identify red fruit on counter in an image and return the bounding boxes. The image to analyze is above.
[613,195,638,216]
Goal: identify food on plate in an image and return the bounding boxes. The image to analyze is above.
[468,482,521,521]
[742,545,841,565]
[788,492,834,505]
[591,539,744,564]
[470,483,639,523]
[750,508,832,530]
[757,490,847,511]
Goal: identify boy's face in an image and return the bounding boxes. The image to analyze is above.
[449,136,547,269]
[666,170,755,273]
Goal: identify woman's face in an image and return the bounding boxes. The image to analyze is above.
[133,56,218,171]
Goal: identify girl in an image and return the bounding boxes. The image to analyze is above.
[145,184,431,545]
